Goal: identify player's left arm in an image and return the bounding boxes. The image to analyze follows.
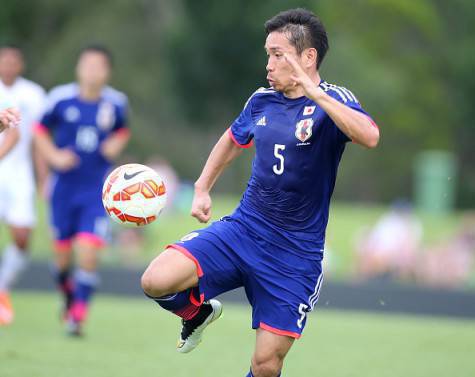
[285,54,379,148]
[100,101,131,161]
[100,129,130,161]
[0,126,19,159]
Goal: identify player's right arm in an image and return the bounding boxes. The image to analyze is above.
[33,128,78,172]
[33,88,79,172]
[191,131,243,223]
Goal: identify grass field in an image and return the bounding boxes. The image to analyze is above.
[1,292,474,377]
[0,195,466,278]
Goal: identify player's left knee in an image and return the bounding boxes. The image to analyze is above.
[13,238,29,251]
[77,247,100,271]
[251,355,283,377]
[11,230,30,251]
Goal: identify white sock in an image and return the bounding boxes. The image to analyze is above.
[0,244,29,292]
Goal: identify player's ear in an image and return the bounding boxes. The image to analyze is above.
[304,48,318,70]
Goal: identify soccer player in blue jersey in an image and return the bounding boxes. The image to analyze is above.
[34,45,130,336]
[142,8,379,376]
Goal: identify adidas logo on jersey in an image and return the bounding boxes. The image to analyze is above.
[256,116,266,126]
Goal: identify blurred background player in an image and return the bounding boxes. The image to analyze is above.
[34,45,130,336]
[0,45,45,326]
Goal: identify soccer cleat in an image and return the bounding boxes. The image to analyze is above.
[0,292,14,326]
[66,318,83,337]
[176,299,223,353]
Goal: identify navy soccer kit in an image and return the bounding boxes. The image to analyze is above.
[35,83,129,251]
[169,81,374,338]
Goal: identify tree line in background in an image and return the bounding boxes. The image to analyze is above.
[1,0,474,207]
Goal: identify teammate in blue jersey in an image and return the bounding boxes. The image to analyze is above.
[142,9,379,376]
[34,45,130,336]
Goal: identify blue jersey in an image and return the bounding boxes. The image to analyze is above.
[229,80,371,260]
[39,83,129,189]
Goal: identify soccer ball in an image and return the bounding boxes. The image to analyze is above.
[102,163,167,227]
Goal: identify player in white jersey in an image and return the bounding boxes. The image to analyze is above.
[0,45,46,325]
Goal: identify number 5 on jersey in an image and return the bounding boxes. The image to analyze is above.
[273,144,285,175]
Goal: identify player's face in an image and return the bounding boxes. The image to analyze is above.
[76,52,111,88]
[0,49,24,82]
[265,32,302,93]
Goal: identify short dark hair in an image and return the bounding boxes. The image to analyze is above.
[0,43,23,57]
[265,8,329,69]
[78,44,113,67]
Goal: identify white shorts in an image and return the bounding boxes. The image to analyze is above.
[0,175,36,228]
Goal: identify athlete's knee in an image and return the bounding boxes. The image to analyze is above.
[142,248,198,297]
[251,354,283,377]
[141,262,173,297]
[13,237,29,251]
[11,228,31,251]
[77,247,100,272]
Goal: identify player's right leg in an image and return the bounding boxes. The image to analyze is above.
[49,186,76,322]
[142,247,223,353]
[142,219,244,353]
[141,247,200,297]
[53,239,74,320]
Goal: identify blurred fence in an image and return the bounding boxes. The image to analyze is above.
[17,261,475,319]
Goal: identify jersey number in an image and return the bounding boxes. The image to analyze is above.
[272,144,285,175]
[297,303,309,329]
[76,126,98,153]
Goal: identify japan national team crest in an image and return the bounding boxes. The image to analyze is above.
[303,106,316,115]
[295,118,314,142]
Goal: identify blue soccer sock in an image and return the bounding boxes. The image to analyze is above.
[145,287,202,320]
[70,268,100,323]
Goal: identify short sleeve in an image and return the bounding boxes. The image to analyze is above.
[228,91,258,148]
[112,96,129,133]
[320,82,372,144]
[36,91,60,134]
[30,87,47,122]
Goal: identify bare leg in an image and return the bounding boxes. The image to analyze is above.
[250,328,295,377]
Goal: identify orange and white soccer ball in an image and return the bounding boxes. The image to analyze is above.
[102,163,167,227]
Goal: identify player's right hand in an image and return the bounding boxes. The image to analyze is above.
[51,148,79,172]
[0,108,20,132]
[191,190,212,223]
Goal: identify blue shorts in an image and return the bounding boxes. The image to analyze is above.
[168,217,324,339]
[50,182,110,251]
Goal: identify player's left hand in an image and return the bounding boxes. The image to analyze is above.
[284,53,324,100]
[191,189,212,223]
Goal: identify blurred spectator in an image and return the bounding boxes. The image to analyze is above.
[146,156,179,212]
[416,214,475,288]
[355,200,423,280]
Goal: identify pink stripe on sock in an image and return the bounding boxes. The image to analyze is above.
[69,301,88,323]
[174,304,200,320]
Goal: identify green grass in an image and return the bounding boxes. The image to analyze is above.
[0,196,466,277]
[1,292,474,377]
